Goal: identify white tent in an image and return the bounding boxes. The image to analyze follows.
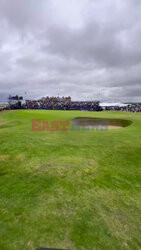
[100,102,128,107]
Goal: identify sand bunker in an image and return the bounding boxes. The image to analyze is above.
[72,117,132,130]
[103,125,122,129]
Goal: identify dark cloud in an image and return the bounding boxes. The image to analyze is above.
[0,0,141,102]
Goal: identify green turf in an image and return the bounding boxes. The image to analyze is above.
[0,110,141,250]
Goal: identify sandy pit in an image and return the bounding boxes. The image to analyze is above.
[72,117,132,130]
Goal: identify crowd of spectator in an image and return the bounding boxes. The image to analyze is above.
[0,95,141,112]
[25,96,141,112]
[123,104,141,112]
[25,96,102,111]
[104,104,141,112]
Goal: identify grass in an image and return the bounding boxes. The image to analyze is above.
[0,110,141,250]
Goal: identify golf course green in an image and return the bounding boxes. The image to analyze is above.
[0,110,141,250]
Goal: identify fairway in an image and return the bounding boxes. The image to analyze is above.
[0,110,141,250]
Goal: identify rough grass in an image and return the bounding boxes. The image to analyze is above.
[0,110,141,250]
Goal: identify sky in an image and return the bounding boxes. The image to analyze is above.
[0,0,141,102]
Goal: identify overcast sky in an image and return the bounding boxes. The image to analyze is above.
[0,0,141,102]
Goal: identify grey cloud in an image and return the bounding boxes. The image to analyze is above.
[0,0,141,102]
[45,19,141,69]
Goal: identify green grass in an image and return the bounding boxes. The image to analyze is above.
[0,110,141,250]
